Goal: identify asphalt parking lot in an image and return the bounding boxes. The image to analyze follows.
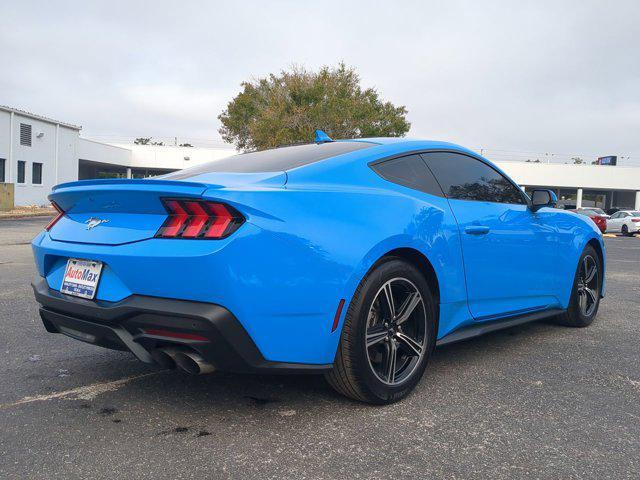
[0,217,638,479]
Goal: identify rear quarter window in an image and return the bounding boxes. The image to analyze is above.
[371,154,443,197]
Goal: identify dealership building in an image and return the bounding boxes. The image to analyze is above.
[1,105,639,210]
[0,106,233,206]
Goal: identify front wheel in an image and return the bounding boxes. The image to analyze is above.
[622,225,630,236]
[325,258,436,404]
[555,245,602,327]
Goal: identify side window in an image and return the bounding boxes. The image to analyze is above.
[611,212,621,219]
[371,154,443,197]
[17,160,26,184]
[32,162,43,185]
[422,152,526,205]
[0,159,5,183]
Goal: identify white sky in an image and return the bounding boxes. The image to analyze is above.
[1,1,639,164]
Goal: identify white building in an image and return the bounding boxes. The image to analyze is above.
[0,106,234,206]
[0,106,81,206]
[1,105,639,210]
[497,161,640,211]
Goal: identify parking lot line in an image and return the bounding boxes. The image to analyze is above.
[0,372,162,410]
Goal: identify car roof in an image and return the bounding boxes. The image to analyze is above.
[165,136,496,184]
[347,137,466,149]
[342,137,481,160]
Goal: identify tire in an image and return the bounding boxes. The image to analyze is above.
[325,257,436,404]
[555,244,602,328]
[622,225,630,236]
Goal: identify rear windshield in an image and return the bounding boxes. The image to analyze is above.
[164,141,375,179]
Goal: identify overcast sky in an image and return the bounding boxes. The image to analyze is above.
[1,1,639,164]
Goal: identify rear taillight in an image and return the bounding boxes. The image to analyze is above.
[156,198,244,239]
[632,218,640,223]
[45,202,65,231]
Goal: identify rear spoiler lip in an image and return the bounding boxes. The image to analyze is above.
[48,179,217,212]
[51,178,218,192]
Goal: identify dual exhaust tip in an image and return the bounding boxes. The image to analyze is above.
[151,348,215,375]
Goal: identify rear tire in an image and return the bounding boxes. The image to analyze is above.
[325,257,436,404]
[555,245,602,328]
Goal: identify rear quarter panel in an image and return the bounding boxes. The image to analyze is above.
[200,145,470,363]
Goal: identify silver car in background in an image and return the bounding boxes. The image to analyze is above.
[606,210,640,236]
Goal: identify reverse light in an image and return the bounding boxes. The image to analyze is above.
[156,198,244,239]
[45,202,65,231]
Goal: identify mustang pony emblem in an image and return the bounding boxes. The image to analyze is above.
[85,218,109,230]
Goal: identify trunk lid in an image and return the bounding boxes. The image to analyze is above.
[47,171,286,245]
[48,179,211,245]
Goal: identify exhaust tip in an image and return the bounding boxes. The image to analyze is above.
[160,348,215,375]
[150,349,177,369]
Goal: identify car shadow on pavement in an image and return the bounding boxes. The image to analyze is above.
[64,318,566,418]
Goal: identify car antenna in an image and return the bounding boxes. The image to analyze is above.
[314,129,334,144]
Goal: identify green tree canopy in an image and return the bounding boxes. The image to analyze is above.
[218,63,411,151]
[134,137,164,146]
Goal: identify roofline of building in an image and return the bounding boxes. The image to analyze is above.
[0,105,82,130]
[107,142,236,151]
[79,137,132,151]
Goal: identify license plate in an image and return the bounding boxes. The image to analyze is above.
[61,259,103,299]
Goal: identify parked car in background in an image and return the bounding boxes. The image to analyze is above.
[606,210,640,235]
[606,207,621,216]
[569,209,607,234]
[579,207,610,218]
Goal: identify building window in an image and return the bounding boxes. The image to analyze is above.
[0,159,5,183]
[17,161,26,184]
[20,123,32,146]
[32,162,43,185]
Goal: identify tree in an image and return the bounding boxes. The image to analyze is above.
[134,137,164,146]
[218,63,411,151]
[571,156,584,164]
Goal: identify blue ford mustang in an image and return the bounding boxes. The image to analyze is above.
[31,134,605,404]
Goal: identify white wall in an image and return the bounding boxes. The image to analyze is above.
[1,112,79,206]
[110,143,235,169]
[0,112,10,177]
[79,138,131,165]
[496,161,640,192]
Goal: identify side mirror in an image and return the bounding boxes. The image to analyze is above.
[530,189,557,212]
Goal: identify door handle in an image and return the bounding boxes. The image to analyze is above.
[465,225,490,235]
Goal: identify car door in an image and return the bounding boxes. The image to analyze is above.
[620,212,631,232]
[422,151,561,321]
[608,212,623,232]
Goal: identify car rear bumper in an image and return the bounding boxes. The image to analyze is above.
[32,277,332,374]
